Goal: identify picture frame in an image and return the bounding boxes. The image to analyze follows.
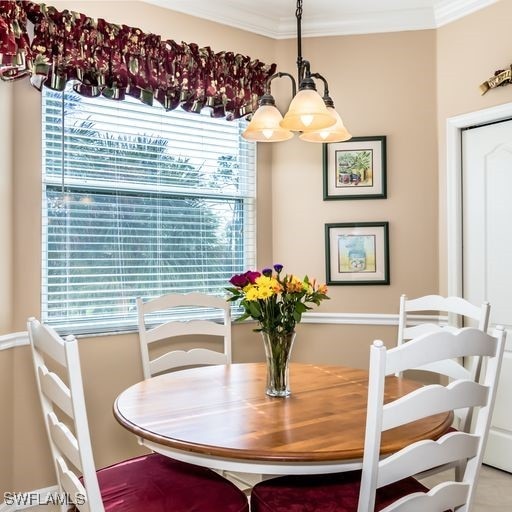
[325,222,389,285]
[323,136,387,200]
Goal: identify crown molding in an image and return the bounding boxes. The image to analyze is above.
[276,9,436,38]
[142,0,282,39]
[435,0,498,27]
[142,0,497,39]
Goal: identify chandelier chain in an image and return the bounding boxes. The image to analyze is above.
[295,0,303,19]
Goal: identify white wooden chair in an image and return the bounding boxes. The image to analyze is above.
[250,326,506,512]
[397,294,490,345]
[137,293,258,490]
[397,294,491,433]
[27,317,249,512]
[137,292,232,379]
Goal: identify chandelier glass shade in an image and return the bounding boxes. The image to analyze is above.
[241,101,294,142]
[242,0,351,143]
[299,107,351,143]
[279,88,335,131]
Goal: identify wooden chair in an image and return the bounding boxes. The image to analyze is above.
[397,293,490,345]
[137,292,258,490]
[397,294,491,433]
[137,292,232,379]
[27,317,249,512]
[250,326,506,512]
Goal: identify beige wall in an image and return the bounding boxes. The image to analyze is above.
[0,82,14,494]
[0,82,13,331]
[271,30,438,315]
[437,0,512,293]
[1,0,507,496]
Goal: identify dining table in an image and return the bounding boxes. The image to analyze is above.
[113,362,453,477]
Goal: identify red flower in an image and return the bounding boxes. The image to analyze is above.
[229,270,261,288]
[229,273,249,288]
[245,270,261,284]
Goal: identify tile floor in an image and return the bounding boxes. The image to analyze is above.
[418,464,512,511]
[17,464,512,511]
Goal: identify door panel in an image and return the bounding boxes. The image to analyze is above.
[462,120,512,473]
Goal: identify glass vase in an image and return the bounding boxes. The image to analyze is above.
[261,330,296,397]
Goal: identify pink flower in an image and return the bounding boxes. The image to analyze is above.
[229,270,261,288]
[245,270,261,284]
[229,273,249,288]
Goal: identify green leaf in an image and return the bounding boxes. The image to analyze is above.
[248,301,261,318]
[295,302,307,313]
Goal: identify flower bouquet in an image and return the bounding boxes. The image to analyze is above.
[226,264,329,396]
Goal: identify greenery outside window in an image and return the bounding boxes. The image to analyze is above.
[42,86,256,335]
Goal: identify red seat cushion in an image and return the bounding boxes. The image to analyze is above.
[77,453,249,512]
[251,470,449,512]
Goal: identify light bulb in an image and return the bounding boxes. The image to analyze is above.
[300,114,314,127]
[262,129,274,139]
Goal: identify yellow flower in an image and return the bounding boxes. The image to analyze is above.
[255,276,272,287]
[245,286,259,301]
[257,287,274,300]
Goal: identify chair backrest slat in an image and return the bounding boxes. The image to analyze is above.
[382,379,489,431]
[388,327,497,375]
[145,319,228,344]
[382,482,470,512]
[357,326,506,512]
[141,292,229,312]
[38,366,74,418]
[413,359,471,381]
[398,294,490,345]
[405,295,483,319]
[47,412,82,471]
[31,322,67,366]
[137,293,232,378]
[377,432,479,487]
[55,457,90,512]
[28,318,105,512]
[402,323,457,339]
[149,348,228,376]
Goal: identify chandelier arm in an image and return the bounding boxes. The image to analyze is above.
[310,72,335,107]
[264,72,297,98]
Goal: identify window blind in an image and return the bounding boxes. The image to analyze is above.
[42,86,256,335]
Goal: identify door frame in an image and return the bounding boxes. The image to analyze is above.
[446,102,512,297]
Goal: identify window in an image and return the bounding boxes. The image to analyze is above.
[42,86,256,335]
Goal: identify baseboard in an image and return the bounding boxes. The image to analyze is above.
[0,485,59,511]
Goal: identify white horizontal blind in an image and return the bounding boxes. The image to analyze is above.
[41,86,256,334]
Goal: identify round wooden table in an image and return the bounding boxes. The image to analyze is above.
[113,363,452,475]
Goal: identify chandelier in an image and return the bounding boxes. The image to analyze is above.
[242,0,351,143]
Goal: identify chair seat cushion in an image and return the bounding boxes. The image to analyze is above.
[251,470,448,512]
[82,453,249,512]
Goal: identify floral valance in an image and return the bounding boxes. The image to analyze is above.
[0,1,276,119]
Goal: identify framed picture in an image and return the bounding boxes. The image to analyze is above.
[323,136,387,200]
[325,222,389,285]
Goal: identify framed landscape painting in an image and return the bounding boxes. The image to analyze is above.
[325,222,389,285]
[323,136,387,200]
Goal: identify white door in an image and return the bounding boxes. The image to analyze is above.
[462,120,512,473]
